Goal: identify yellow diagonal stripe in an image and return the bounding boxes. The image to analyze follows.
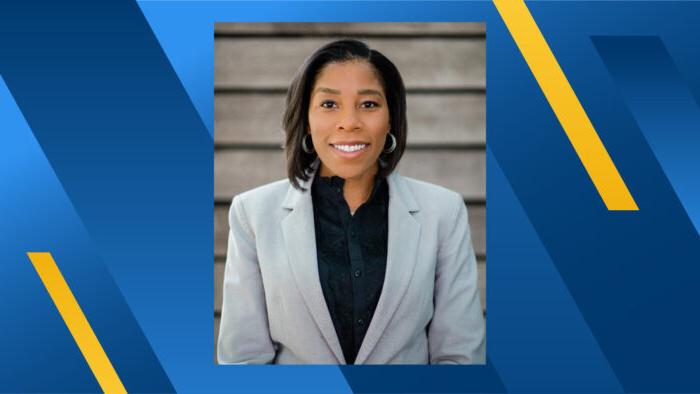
[493,0,638,211]
[27,252,127,394]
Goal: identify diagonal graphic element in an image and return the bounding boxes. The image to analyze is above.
[487,148,624,392]
[27,252,127,394]
[0,71,173,392]
[593,36,700,236]
[137,1,215,137]
[493,0,638,211]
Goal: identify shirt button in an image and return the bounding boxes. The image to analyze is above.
[357,318,365,326]
[354,269,362,278]
[336,187,341,194]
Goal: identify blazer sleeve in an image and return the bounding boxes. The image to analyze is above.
[217,195,276,364]
[428,192,486,364]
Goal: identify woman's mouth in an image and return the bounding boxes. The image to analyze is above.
[330,143,369,158]
[333,143,367,152]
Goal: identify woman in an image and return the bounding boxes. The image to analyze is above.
[217,39,485,364]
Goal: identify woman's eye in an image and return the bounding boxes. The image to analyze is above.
[361,101,379,109]
[320,100,337,109]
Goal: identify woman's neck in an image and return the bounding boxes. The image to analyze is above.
[320,163,378,214]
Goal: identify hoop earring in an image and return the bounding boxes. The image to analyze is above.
[302,134,315,154]
[383,132,397,154]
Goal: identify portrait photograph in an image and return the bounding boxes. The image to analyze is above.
[213,22,486,365]
[7,2,700,392]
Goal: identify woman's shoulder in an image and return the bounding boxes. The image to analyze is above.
[232,178,291,213]
[393,174,469,234]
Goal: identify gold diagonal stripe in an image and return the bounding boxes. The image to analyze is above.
[493,0,638,211]
[27,252,127,394]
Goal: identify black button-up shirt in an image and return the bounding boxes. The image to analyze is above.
[311,171,389,364]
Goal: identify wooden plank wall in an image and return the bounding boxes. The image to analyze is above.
[214,23,486,356]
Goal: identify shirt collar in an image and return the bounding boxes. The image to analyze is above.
[312,169,386,206]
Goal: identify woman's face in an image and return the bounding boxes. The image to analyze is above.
[308,60,391,181]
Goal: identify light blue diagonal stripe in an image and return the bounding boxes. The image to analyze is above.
[487,147,623,393]
[593,36,700,237]
[137,1,214,137]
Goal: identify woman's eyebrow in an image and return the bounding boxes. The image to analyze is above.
[313,87,384,97]
[357,89,383,97]
[313,87,341,95]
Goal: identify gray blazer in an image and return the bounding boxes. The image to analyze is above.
[217,166,485,364]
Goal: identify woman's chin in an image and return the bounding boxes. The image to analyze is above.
[320,162,377,181]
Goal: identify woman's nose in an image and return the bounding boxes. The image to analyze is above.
[336,108,362,131]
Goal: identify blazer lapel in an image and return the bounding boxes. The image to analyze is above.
[281,166,346,364]
[355,172,421,364]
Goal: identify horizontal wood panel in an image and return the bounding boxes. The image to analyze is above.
[214,149,286,200]
[215,262,224,315]
[214,93,485,145]
[214,204,229,258]
[468,204,486,258]
[215,38,485,89]
[215,22,485,36]
[399,150,485,200]
[214,203,485,259]
[214,315,220,363]
[214,260,486,318]
[214,150,485,201]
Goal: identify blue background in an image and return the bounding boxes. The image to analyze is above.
[1,1,699,392]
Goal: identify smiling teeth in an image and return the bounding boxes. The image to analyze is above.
[334,144,366,152]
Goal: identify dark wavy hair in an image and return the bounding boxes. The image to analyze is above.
[283,39,407,190]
